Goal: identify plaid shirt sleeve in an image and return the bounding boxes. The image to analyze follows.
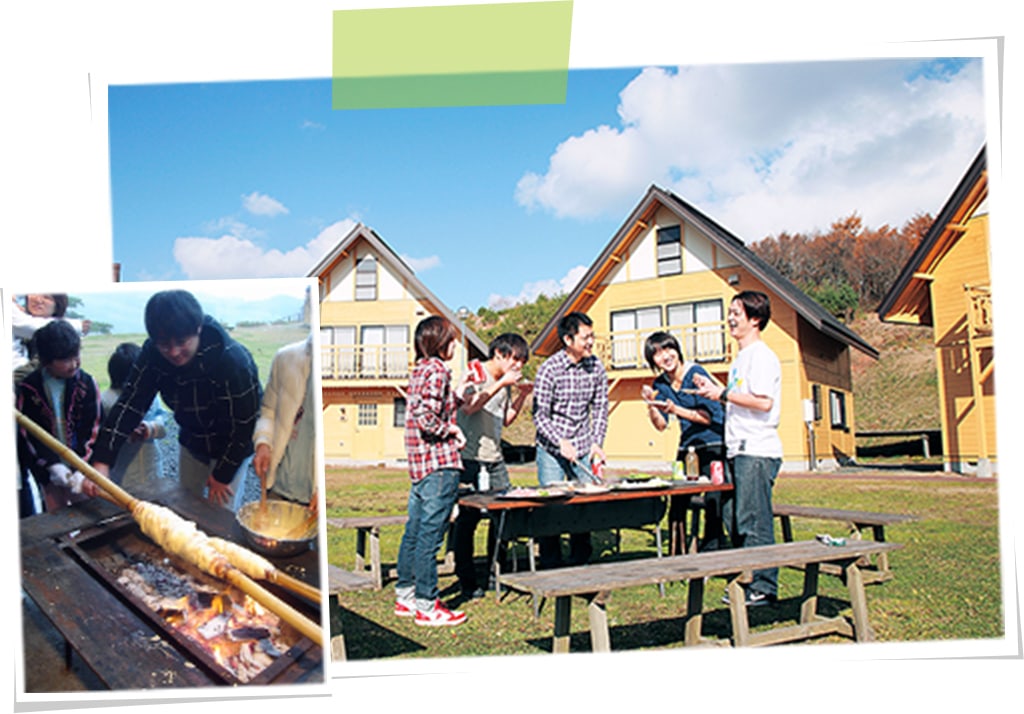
[531,356,561,448]
[210,342,262,484]
[591,358,609,447]
[409,365,455,439]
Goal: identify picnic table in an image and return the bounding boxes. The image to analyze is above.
[458,479,733,591]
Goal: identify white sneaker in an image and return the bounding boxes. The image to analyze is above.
[414,599,467,627]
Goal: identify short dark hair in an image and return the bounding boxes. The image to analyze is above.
[643,331,683,371]
[557,311,593,346]
[489,333,529,362]
[108,342,141,389]
[144,290,204,342]
[414,315,458,361]
[34,320,80,365]
[733,290,771,330]
[50,294,69,318]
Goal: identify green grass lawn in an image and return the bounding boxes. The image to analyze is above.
[78,322,310,392]
[325,466,1003,659]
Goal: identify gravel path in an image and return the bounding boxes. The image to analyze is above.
[154,421,262,507]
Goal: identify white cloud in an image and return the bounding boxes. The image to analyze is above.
[400,254,441,272]
[242,191,289,217]
[515,60,986,241]
[488,264,588,309]
[173,218,357,279]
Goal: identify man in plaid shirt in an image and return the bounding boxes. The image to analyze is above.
[92,290,261,510]
[533,311,608,567]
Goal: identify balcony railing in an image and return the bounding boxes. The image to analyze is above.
[321,344,412,380]
[596,320,731,370]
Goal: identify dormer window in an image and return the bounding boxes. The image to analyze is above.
[657,226,682,276]
[356,256,377,301]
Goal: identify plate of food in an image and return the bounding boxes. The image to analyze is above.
[624,472,656,482]
[497,486,572,500]
[611,477,672,490]
[572,482,611,495]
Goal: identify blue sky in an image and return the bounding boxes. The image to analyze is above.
[108,58,987,314]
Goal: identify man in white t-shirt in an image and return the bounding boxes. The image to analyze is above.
[453,333,533,599]
[695,291,782,606]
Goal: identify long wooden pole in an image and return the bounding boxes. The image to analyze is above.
[15,409,323,641]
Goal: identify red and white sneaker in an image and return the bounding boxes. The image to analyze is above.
[394,600,416,617]
[414,600,467,627]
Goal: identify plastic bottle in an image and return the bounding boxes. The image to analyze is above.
[685,446,699,479]
[478,464,490,492]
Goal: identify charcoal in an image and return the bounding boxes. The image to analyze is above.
[229,626,271,642]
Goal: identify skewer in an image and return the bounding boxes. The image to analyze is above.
[14,409,323,643]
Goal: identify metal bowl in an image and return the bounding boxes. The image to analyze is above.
[236,500,316,558]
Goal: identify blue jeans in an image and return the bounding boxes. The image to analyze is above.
[724,454,781,596]
[395,469,461,610]
[536,447,597,567]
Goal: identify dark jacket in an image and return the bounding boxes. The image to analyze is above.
[16,367,102,484]
[94,315,261,483]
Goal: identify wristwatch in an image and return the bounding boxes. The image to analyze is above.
[719,387,730,404]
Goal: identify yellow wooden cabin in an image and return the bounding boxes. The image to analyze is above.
[878,147,995,476]
[532,185,879,472]
[308,223,487,463]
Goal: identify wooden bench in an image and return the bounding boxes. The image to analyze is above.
[327,514,456,590]
[498,539,904,653]
[326,563,375,661]
[773,504,917,584]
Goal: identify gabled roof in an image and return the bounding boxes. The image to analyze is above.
[877,146,988,326]
[532,185,879,359]
[308,222,489,356]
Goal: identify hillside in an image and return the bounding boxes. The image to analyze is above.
[848,313,939,431]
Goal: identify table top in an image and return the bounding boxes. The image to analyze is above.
[459,479,732,511]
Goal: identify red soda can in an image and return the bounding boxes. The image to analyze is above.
[710,460,724,485]
[591,458,605,479]
[467,359,487,384]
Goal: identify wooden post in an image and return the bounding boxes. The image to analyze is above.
[552,595,572,654]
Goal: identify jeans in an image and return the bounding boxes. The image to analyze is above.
[395,468,461,610]
[454,459,509,591]
[180,448,251,512]
[724,454,781,596]
[535,447,597,568]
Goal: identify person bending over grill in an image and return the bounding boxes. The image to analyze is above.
[92,290,261,511]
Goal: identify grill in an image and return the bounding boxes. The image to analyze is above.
[20,480,324,690]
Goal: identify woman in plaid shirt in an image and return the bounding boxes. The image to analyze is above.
[394,316,468,627]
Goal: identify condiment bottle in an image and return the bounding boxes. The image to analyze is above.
[685,446,699,479]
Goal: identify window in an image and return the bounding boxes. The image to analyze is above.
[609,306,661,368]
[355,256,377,301]
[393,397,406,428]
[360,325,410,376]
[829,389,847,429]
[657,226,682,276]
[321,326,357,376]
[666,299,725,361]
[358,403,378,427]
[812,384,822,421]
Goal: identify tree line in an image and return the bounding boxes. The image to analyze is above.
[750,212,934,320]
[462,210,936,369]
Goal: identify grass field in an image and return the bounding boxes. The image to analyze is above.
[78,322,310,392]
[325,465,1003,659]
